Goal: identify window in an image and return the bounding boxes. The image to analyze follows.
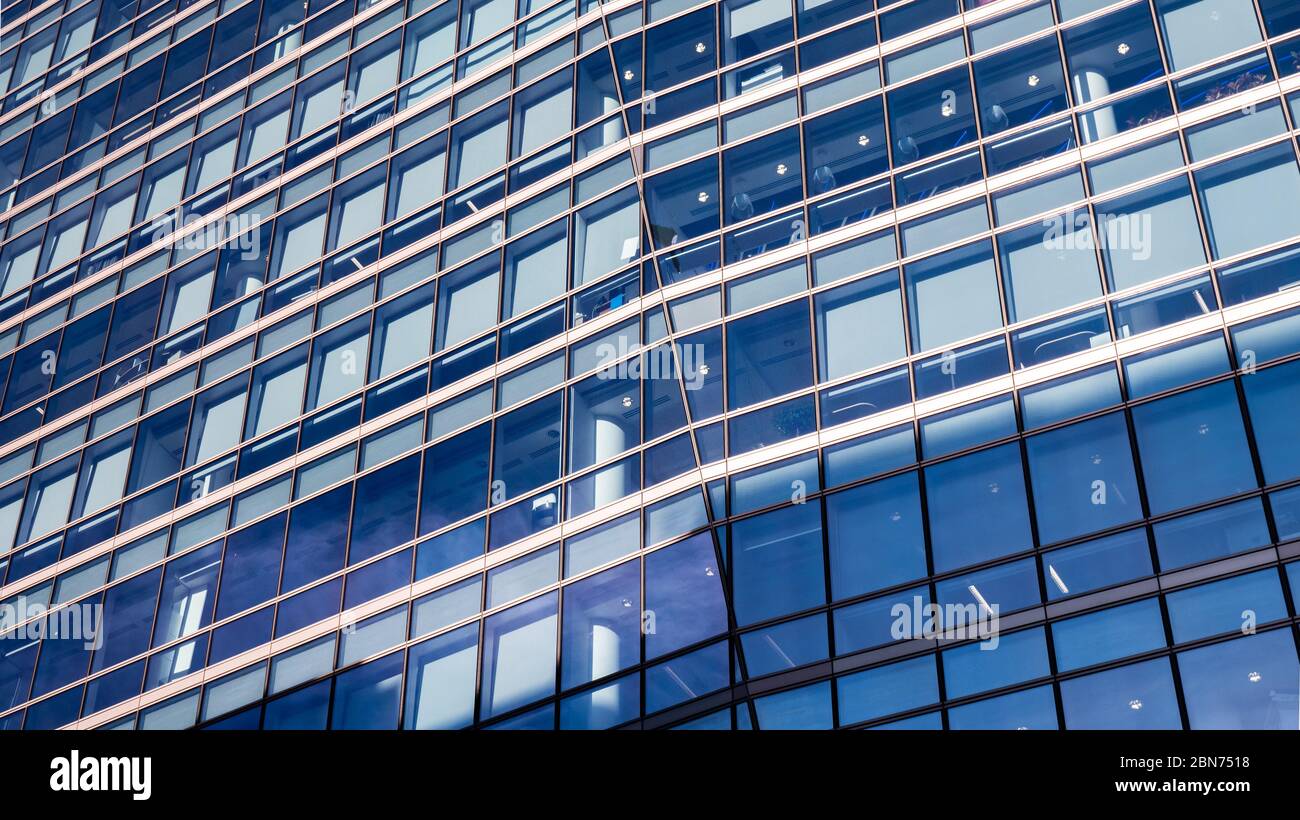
[327,166,386,252]
[332,652,403,729]
[814,271,905,381]
[998,214,1102,322]
[645,158,720,249]
[1025,412,1141,544]
[504,219,567,318]
[1041,529,1153,600]
[1177,630,1299,729]
[561,560,640,689]
[886,67,975,167]
[826,472,927,599]
[480,591,558,719]
[1060,658,1181,728]
[239,91,291,168]
[1166,570,1288,643]
[307,317,369,411]
[837,654,938,726]
[802,97,888,195]
[1051,598,1167,672]
[1241,359,1300,483]
[269,195,328,281]
[152,541,222,649]
[1131,381,1255,515]
[721,0,793,66]
[215,513,285,621]
[387,135,447,221]
[71,430,132,519]
[512,71,572,158]
[348,32,400,107]
[731,503,825,626]
[1155,0,1261,71]
[370,285,433,380]
[1063,4,1165,112]
[645,531,728,658]
[404,4,456,79]
[645,7,717,93]
[1195,142,1300,261]
[1097,177,1206,292]
[973,36,1067,134]
[726,299,813,409]
[943,626,1050,699]
[722,127,803,225]
[404,624,478,729]
[448,101,508,190]
[348,454,420,564]
[185,378,246,467]
[572,186,640,285]
[925,443,1033,572]
[436,256,499,351]
[245,345,308,438]
[905,240,1002,353]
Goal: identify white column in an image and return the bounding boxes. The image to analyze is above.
[592,415,628,508]
[590,623,621,714]
[602,93,623,145]
[1073,67,1117,142]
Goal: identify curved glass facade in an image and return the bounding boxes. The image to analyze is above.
[0,0,1296,730]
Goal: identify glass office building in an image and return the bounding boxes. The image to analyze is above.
[0,0,1298,731]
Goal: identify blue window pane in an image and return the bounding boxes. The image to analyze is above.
[740,613,828,677]
[280,484,351,593]
[943,627,1050,699]
[348,454,419,564]
[949,685,1059,730]
[826,472,927,599]
[753,680,833,729]
[1177,630,1300,729]
[731,503,825,626]
[1051,598,1167,672]
[723,128,803,224]
[1025,412,1142,544]
[644,156,719,248]
[886,66,976,167]
[646,531,728,658]
[904,240,1002,353]
[1167,570,1288,644]
[559,673,639,729]
[837,653,939,726]
[331,651,403,730]
[823,424,915,488]
[834,586,929,654]
[561,560,640,689]
[1153,497,1271,570]
[935,558,1040,619]
[725,299,813,409]
[1131,381,1256,515]
[215,512,285,621]
[480,591,558,720]
[646,641,730,714]
[1242,359,1300,483]
[492,391,562,501]
[420,423,490,534]
[1042,529,1154,600]
[404,624,478,730]
[1061,658,1182,728]
[925,443,1033,573]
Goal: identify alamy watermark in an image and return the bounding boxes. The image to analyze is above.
[594,337,710,390]
[0,597,101,650]
[150,205,262,260]
[890,593,1000,650]
[1043,208,1152,261]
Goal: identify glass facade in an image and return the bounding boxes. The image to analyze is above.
[0,0,1295,731]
